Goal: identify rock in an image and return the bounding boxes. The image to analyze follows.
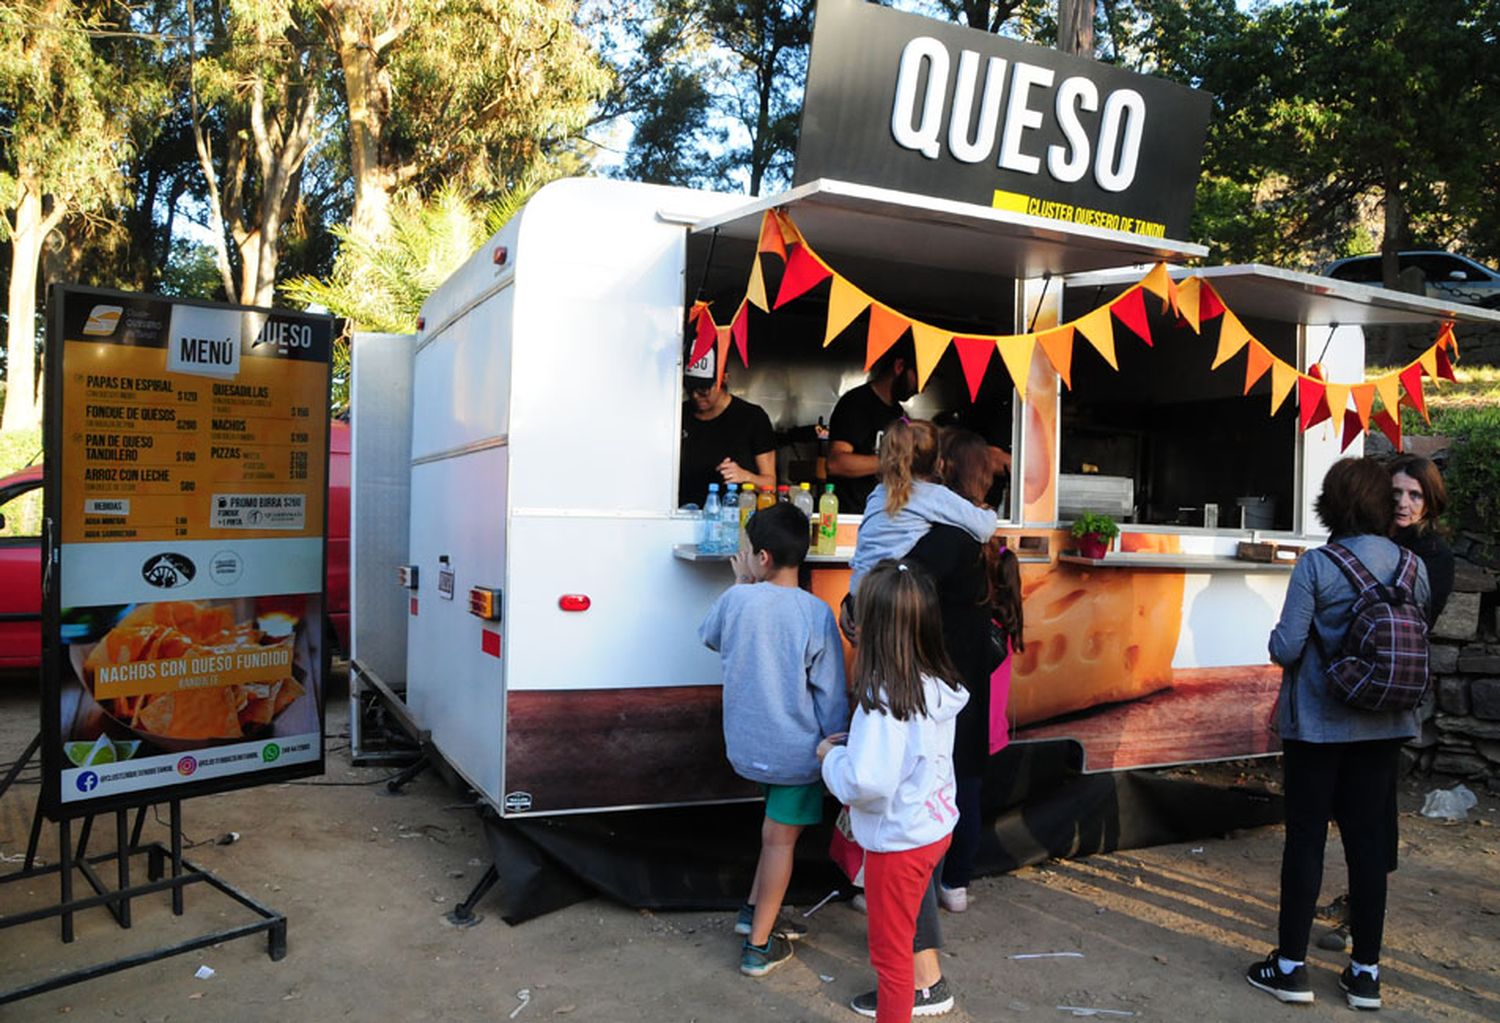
[1437,676,1471,716]
[1452,558,1498,594]
[1475,739,1500,765]
[1436,714,1500,739]
[1430,644,1460,675]
[1459,649,1500,674]
[1433,751,1490,777]
[1407,721,1440,750]
[1472,679,1500,721]
[1433,592,1481,641]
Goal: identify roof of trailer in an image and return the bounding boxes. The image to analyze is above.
[1065,263,1500,327]
[689,178,1207,279]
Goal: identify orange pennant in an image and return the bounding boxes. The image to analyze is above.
[1036,325,1075,390]
[1324,383,1350,435]
[910,322,951,392]
[1374,373,1402,416]
[1351,383,1375,428]
[1074,305,1118,369]
[714,325,732,386]
[996,334,1036,403]
[757,212,786,260]
[865,305,910,370]
[746,253,769,311]
[1243,341,1274,393]
[1139,263,1174,312]
[824,275,869,347]
[1211,308,1254,370]
[774,210,804,248]
[1270,360,1298,414]
[1418,344,1439,379]
[1175,275,1203,332]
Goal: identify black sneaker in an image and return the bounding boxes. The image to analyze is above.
[849,976,955,1018]
[1340,965,1381,1010]
[739,934,793,977]
[734,904,807,940]
[1246,950,1314,1004]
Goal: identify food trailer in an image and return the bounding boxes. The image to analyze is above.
[347,0,1500,825]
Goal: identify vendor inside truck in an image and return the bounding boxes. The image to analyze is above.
[678,344,777,507]
[826,342,918,512]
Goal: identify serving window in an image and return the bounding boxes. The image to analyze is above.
[1058,286,1298,531]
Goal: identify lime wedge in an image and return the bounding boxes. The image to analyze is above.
[111,740,141,762]
[65,741,97,767]
[66,735,117,767]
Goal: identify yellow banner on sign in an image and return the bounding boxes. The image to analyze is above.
[93,643,293,700]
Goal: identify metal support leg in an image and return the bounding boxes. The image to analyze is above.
[129,805,148,850]
[444,864,499,928]
[169,800,184,916]
[24,801,45,871]
[58,817,74,944]
[115,811,131,928]
[0,733,40,800]
[268,918,287,961]
[75,815,94,861]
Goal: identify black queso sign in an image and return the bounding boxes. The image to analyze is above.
[794,0,1212,240]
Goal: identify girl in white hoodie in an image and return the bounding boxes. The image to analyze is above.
[819,560,969,1023]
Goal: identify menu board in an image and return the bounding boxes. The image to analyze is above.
[40,287,335,817]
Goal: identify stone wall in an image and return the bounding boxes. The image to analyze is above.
[1365,322,1500,368]
[1409,553,1500,788]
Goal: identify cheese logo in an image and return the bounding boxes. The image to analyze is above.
[82,305,124,337]
[141,552,197,590]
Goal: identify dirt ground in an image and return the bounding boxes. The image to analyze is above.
[2,671,1498,1023]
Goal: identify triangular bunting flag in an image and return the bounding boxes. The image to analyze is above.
[1298,374,1330,431]
[1372,408,1402,451]
[865,305,911,370]
[1399,362,1429,423]
[757,212,786,260]
[730,301,750,367]
[714,325,732,387]
[1351,383,1375,428]
[824,275,869,348]
[1036,325,1075,390]
[996,334,1037,403]
[1339,412,1364,453]
[1270,360,1298,414]
[1324,383,1350,435]
[1199,281,1227,321]
[910,322,951,392]
[1175,275,1203,332]
[1074,305,1118,369]
[1111,287,1153,347]
[772,244,831,309]
[688,302,716,366]
[952,337,996,402]
[746,253,769,312]
[1435,343,1457,382]
[1418,345,1439,379]
[1139,263,1175,312]
[774,210,804,248]
[1374,374,1402,416]
[1211,308,1254,370]
[1435,321,1456,354]
[1243,341,1274,393]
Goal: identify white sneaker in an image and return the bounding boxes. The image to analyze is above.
[938,885,968,913]
[850,892,867,914]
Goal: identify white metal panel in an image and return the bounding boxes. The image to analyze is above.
[1162,533,1290,668]
[505,511,725,691]
[410,284,514,460]
[1300,324,1365,534]
[405,447,509,804]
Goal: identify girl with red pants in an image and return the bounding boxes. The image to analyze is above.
[819,560,968,1023]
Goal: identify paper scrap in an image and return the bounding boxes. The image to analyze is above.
[802,889,840,918]
[509,988,531,1019]
[195,965,215,980]
[1010,952,1085,960]
[1057,1008,1136,1018]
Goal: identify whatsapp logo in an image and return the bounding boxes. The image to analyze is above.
[261,743,281,763]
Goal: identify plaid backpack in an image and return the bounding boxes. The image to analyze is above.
[1320,543,1430,712]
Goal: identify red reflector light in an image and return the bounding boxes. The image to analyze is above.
[558,594,591,612]
[493,245,508,266]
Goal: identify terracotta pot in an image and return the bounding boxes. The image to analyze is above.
[1076,534,1109,559]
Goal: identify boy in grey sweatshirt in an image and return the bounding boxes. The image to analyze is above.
[699,503,849,977]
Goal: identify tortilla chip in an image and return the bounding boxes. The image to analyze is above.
[136,688,242,739]
[271,676,305,715]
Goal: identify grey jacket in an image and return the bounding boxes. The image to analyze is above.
[1269,533,1429,744]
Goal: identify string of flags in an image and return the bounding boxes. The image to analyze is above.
[687,209,1460,453]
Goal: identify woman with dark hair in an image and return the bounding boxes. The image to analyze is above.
[1246,457,1430,1011]
[1388,453,1454,625]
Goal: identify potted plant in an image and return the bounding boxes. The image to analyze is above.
[1070,512,1119,559]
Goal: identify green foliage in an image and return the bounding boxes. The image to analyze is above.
[0,427,42,479]
[1439,406,1500,554]
[1070,511,1120,541]
[159,239,224,300]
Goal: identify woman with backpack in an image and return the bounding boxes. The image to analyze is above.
[1246,457,1431,1012]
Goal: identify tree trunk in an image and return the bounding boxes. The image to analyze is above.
[1058,0,1094,56]
[325,0,405,248]
[1380,156,1405,290]
[2,184,63,431]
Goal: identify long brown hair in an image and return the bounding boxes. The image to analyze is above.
[879,419,941,515]
[1387,453,1448,534]
[985,542,1024,652]
[851,560,962,721]
[1315,457,1394,537]
[939,428,992,507]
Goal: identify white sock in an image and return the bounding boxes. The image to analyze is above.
[1277,955,1304,975]
[1351,960,1379,979]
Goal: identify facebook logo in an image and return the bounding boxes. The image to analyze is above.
[76,771,100,793]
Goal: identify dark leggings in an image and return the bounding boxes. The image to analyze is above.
[1278,739,1403,964]
[941,774,983,890]
[912,868,942,952]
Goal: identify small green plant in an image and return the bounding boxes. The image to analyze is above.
[1070,512,1120,541]
[1441,406,1500,557]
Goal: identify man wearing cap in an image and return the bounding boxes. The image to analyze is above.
[678,346,776,508]
[826,344,919,513]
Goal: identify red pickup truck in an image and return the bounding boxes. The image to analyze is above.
[0,421,351,669]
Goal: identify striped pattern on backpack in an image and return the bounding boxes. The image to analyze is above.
[1320,543,1430,712]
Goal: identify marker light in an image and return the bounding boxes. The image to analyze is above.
[468,586,502,621]
[397,565,418,589]
[558,594,591,612]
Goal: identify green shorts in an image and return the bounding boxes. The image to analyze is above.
[760,781,825,826]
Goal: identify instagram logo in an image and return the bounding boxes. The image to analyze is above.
[176,756,198,776]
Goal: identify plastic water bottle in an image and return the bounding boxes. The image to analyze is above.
[717,484,740,554]
[702,484,722,553]
[738,484,756,551]
[816,484,839,555]
[793,483,816,546]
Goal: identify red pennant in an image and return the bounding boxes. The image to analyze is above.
[1111,287,1153,347]
[688,304,716,365]
[730,302,750,367]
[1198,282,1226,321]
[1398,363,1429,423]
[1339,413,1364,453]
[1372,408,1402,450]
[1307,362,1325,381]
[773,245,831,309]
[1435,343,1457,382]
[952,337,997,401]
[1298,375,1330,431]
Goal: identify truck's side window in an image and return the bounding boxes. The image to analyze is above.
[0,483,42,539]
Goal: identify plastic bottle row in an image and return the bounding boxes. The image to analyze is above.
[696,482,839,556]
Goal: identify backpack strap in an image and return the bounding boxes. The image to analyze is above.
[1393,547,1422,596]
[1319,542,1381,596]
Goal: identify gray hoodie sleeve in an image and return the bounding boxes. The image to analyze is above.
[906,482,997,542]
[808,607,850,738]
[1269,553,1316,667]
[699,591,727,652]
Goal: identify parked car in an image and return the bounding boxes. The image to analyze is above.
[1323,250,1500,308]
[0,421,351,671]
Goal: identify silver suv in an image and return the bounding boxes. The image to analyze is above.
[1323,250,1500,308]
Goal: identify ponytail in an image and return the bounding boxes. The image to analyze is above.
[879,419,941,516]
[984,542,1024,652]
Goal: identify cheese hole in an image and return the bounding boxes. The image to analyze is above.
[1046,588,1088,619]
[1045,633,1069,665]
[1017,644,1040,674]
[1123,644,1141,671]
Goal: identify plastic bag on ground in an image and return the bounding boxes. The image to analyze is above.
[1420,783,1478,821]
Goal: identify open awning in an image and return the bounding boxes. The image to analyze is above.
[687,178,1207,280]
[1066,263,1500,327]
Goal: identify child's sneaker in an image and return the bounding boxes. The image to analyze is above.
[849,976,955,1018]
[1340,965,1381,1010]
[850,892,867,914]
[734,904,807,940]
[1245,950,1314,1004]
[739,934,793,977]
[938,884,968,913]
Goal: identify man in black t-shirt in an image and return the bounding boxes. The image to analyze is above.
[826,346,918,513]
[678,347,776,508]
